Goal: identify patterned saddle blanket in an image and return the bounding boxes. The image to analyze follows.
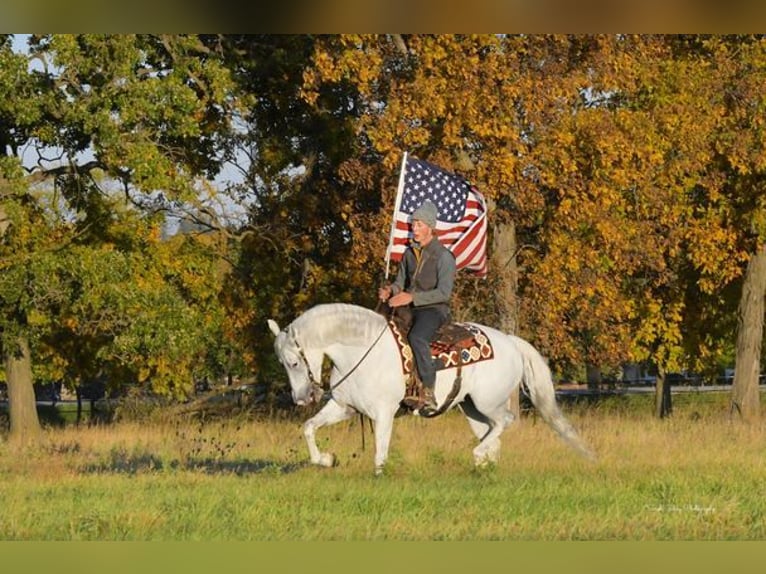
[387,318,494,375]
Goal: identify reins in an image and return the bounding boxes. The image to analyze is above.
[289,319,390,396]
[328,323,389,392]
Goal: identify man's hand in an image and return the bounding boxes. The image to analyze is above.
[388,291,413,307]
[378,285,393,302]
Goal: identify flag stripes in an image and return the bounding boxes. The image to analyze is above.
[388,155,488,276]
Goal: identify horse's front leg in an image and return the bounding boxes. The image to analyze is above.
[372,413,396,476]
[302,399,355,468]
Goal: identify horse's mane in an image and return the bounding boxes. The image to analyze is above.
[290,303,386,349]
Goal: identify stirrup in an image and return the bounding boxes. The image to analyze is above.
[402,383,437,411]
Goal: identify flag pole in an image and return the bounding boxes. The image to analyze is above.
[384,151,408,280]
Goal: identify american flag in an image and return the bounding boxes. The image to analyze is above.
[388,155,488,276]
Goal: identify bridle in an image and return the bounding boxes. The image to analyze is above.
[286,327,323,392]
[286,322,389,398]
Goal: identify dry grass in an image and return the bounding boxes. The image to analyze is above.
[1,393,765,540]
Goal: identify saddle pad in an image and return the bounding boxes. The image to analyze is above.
[388,320,494,375]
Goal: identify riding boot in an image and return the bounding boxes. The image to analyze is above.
[402,374,437,411]
[421,386,437,409]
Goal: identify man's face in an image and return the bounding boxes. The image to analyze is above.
[412,219,433,245]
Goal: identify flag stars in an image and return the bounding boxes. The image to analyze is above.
[400,159,475,222]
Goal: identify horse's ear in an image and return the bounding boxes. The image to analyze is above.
[267,319,281,337]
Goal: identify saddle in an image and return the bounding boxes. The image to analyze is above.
[432,323,479,350]
[382,304,481,358]
[377,303,493,417]
[382,304,475,348]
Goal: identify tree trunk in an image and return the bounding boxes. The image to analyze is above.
[76,387,83,425]
[491,219,520,419]
[4,335,41,446]
[2,200,41,444]
[586,363,602,391]
[730,245,766,423]
[654,369,672,418]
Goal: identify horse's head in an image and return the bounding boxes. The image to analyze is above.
[268,319,324,406]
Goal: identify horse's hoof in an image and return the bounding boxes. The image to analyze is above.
[317,452,335,467]
[473,453,497,469]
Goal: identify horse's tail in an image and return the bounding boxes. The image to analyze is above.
[511,335,596,461]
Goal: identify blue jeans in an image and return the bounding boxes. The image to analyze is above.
[407,306,448,389]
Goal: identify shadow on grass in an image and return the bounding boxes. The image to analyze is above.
[81,451,309,476]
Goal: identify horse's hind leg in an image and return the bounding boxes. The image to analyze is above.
[302,399,356,468]
[460,397,515,467]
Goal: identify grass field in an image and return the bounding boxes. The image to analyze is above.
[1,392,764,541]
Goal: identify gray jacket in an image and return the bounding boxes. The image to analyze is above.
[392,238,456,309]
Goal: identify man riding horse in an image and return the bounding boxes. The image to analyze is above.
[378,200,457,410]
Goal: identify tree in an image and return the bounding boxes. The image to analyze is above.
[519,36,712,411]
[300,34,765,425]
[1,177,44,445]
[1,34,240,443]
[302,35,626,367]
[299,36,583,371]
[201,35,379,381]
[521,35,766,422]
[694,36,766,421]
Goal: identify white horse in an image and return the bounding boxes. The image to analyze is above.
[268,303,594,474]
